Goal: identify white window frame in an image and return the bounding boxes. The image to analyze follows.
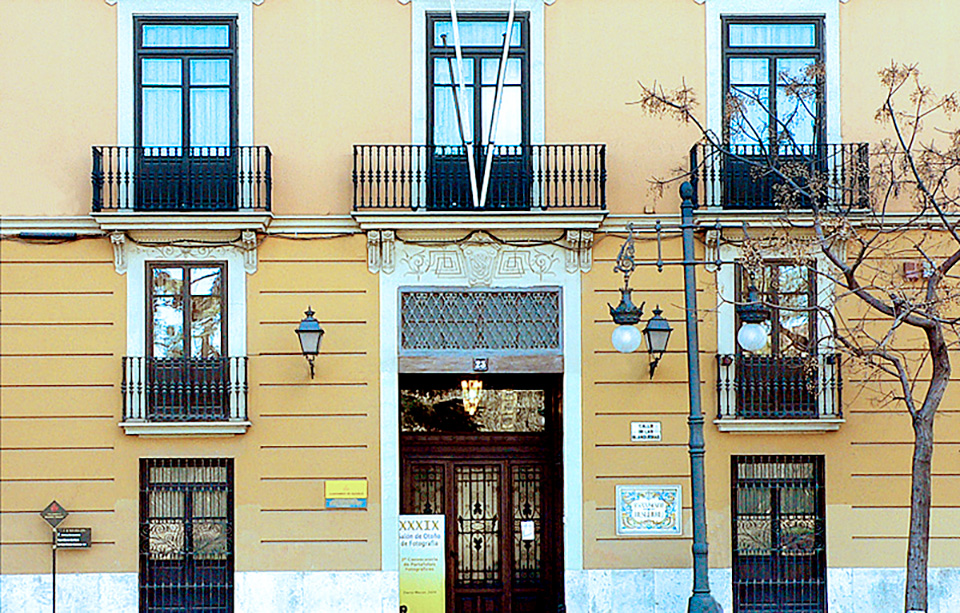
[716,242,842,431]
[410,0,546,146]
[115,0,254,150]
[118,242,251,435]
[700,0,842,146]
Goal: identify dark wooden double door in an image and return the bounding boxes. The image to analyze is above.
[401,434,562,613]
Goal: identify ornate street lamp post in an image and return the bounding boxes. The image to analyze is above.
[610,183,722,613]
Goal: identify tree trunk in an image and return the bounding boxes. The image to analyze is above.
[904,413,934,612]
[905,328,950,612]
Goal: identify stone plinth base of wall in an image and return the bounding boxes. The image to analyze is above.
[3,568,960,612]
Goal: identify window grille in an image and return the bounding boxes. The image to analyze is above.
[732,455,826,613]
[140,458,234,613]
[400,289,561,353]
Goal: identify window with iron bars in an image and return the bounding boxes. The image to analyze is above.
[140,458,234,613]
[732,455,826,613]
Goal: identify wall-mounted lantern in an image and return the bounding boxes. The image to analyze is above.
[295,307,325,379]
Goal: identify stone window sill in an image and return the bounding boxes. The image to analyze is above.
[714,418,844,433]
[121,420,251,437]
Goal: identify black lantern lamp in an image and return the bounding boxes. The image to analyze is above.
[736,284,769,353]
[295,307,325,378]
[642,305,673,377]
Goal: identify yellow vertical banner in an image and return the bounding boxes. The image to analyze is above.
[398,514,446,613]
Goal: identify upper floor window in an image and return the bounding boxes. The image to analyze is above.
[136,18,237,154]
[427,13,529,149]
[134,17,239,210]
[723,17,824,148]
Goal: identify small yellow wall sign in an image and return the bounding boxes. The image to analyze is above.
[324,480,367,509]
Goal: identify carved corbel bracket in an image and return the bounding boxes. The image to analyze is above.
[241,230,258,274]
[564,230,594,273]
[111,232,127,274]
[367,230,397,274]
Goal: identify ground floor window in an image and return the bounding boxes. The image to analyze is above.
[732,455,826,613]
[140,457,234,612]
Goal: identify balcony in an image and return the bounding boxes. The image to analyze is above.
[92,146,271,213]
[716,354,842,432]
[689,142,869,211]
[353,144,605,211]
[120,356,249,435]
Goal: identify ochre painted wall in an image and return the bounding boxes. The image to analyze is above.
[0,235,381,574]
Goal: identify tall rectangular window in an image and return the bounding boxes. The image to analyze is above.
[732,455,826,613]
[140,458,234,613]
[723,17,824,148]
[734,261,819,418]
[425,13,531,209]
[146,263,229,420]
[135,17,238,210]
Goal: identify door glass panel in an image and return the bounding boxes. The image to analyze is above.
[455,465,501,588]
[728,85,769,146]
[401,386,546,433]
[433,59,474,146]
[409,464,445,515]
[143,24,230,48]
[512,465,542,586]
[190,89,230,150]
[152,267,184,358]
[142,88,183,148]
[776,58,818,146]
[189,267,222,358]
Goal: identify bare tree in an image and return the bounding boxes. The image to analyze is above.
[634,64,960,612]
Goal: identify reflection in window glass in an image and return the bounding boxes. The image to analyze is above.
[401,385,545,433]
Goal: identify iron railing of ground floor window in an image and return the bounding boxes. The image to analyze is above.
[717,354,841,420]
[353,144,605,210]
[92,146,271,212]
[122,356,248,422]
[139,457,234,613]
[689,142,869,211]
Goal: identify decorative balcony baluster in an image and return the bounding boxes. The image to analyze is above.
[689,142,869,210]
[717,354,841,420]
[122,356,248,422]
[353,144,605,210]
[92,146,271,212]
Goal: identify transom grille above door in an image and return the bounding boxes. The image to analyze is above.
[400,289,561,354]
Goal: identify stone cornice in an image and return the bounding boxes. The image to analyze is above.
[352,209,607,233]
[91,212,273,233]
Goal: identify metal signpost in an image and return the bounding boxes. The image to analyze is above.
[40,501,68,613]
[39,501,92,613]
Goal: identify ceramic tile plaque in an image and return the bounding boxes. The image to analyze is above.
[616,485,682,536]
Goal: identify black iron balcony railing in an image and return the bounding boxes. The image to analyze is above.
[122,356,248,422]
[690,142,869,210]
[92,146,271,212]
[353,144,605,210]
[717,353,841,420]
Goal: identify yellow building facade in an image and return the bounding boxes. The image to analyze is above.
[1,1,959,612]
